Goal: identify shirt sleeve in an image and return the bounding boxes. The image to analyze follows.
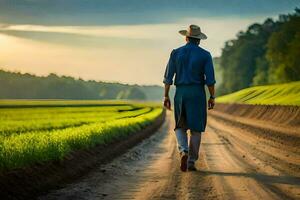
[163,49,176,85]
[204,52,216,86]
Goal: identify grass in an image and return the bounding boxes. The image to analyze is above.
[216,81,300,106]
[0,106,151,136]
[0,100,163,171]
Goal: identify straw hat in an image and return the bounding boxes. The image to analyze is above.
[179,24,207,40]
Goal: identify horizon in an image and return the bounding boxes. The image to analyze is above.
[0,67,163,87]
[0,0,298,85]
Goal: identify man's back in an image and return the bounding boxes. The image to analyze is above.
[163,42,215,86]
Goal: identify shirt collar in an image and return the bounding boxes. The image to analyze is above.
[186,41,198,47]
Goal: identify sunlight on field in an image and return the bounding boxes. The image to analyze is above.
[0,101,163,171]
[216,81,300,106]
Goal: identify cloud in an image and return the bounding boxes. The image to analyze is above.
[0,16,266,55]
[0,24,176,49]
[0,29,162,49]
[0,24,10,29]
[0,24,169,39]
[0,0,298,25]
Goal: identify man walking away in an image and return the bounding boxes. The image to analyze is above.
[163,24,216,172]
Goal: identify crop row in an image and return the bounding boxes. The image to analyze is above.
[0,105,134,121]
[0,107,162,171]
[0,106,152,136]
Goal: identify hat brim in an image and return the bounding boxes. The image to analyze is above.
[179,30,207,40]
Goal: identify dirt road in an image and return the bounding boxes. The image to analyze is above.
[40,110,300,200]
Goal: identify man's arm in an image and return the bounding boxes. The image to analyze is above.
[207,84,215,109]
[164,84,171,98]
[163,50,176,110]
[164,84,171,110]
[204,53,216,109]
[207,85,215,97]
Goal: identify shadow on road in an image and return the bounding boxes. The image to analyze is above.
[197,170,300,185]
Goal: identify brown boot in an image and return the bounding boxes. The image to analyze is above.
[180,151,188,172]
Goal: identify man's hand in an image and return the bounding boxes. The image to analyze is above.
[163,96,172,110]
[208,98,215,110]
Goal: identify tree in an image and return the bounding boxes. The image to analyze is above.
[0,69,160,100]
[266,11,300,83]
[217,9,299,95]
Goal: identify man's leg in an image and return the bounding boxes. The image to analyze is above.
[174,128,189,154]
[188,131,202,168]
[175,128,189,171]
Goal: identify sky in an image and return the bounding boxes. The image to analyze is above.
[0,0,299,85]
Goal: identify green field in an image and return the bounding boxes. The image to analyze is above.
[0,100,163,171]
[216,81,300,106]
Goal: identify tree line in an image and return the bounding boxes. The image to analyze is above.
[0,70,163,100]
[217,8,300,95]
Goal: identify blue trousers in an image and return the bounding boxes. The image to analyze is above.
[175,128,202,167]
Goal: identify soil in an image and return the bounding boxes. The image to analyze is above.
[39,104,300,200]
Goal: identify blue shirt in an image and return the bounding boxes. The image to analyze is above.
[163,42,216,86]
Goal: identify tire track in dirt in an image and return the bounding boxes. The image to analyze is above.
[205,114,300,200]
[200,127,281,200]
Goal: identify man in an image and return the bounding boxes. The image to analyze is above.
[163,24,216,172]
